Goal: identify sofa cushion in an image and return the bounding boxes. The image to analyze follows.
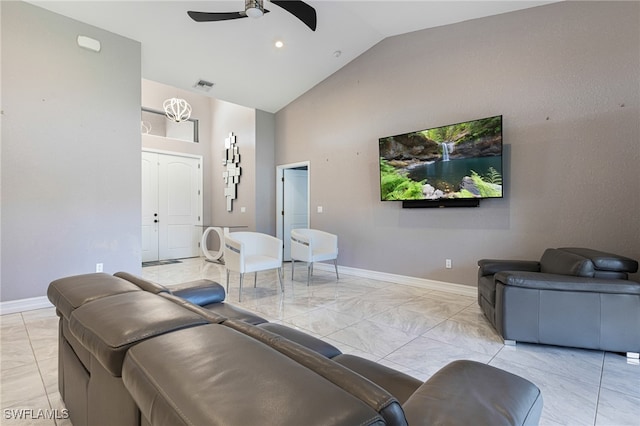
[540,248,595,277]
[559,247,639,273]
[48,273,141,319]
[122,324,386,426]
[69,291,209,376]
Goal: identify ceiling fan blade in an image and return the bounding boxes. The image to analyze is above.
[187,9,271,23]
[271,0,317,31]
[187,10,248,22]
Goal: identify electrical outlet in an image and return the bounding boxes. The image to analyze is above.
[445,259,452,269]
[96,263,103,273]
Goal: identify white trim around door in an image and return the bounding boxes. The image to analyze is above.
[276,161,310,260]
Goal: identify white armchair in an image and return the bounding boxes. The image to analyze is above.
[224,232,284,302]
[290,229,339,285]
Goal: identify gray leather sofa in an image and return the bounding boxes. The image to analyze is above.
[49,272,543,426]
[478,247,640,358]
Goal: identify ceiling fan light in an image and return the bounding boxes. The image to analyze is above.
[245,0,264,18]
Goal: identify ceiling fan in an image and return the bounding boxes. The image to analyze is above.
[188,0,317,31]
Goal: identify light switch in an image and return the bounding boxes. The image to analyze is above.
[317,206,323,213]
[240,207,246,213]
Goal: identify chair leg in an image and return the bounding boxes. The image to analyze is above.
[291,259,295,280]
[226,270,230,295]
[277,267,284,292]
[307,263,312,286]
[239,273,244,302]
[254,272,257,288]
[333,258,339,280]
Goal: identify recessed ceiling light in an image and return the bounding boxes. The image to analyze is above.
[275,40,284,49]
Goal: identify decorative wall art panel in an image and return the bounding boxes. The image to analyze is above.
[222,132,241,211]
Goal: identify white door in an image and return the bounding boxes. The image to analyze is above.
[283,168,309,260]
[141,152,159,262]
[142,152,202,262]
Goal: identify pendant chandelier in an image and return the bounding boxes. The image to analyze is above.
[163,98,192,122]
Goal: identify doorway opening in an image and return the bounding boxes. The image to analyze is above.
[276,162,310,261]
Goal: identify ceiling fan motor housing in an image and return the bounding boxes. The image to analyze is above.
[245,0,265,18]
[188,0,316,31]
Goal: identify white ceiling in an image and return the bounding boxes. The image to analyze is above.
[28,1,554,113]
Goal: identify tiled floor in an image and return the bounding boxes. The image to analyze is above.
[2,257,639,425]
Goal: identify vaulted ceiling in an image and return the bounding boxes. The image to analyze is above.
[29,1,554,112]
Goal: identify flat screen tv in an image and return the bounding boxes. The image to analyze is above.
[379,115,503,206]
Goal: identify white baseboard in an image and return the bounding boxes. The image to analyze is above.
[1,265,476,315]
[0,296,53,315]
[313,263,477,297]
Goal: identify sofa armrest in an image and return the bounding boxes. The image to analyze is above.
[495,271,640,295]
[171,280,226,306]
[402,360,542,426]
[478,259,540,277]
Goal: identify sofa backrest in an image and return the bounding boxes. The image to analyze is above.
[540,248,637,279]
[69,291,209,376]
[48,273,141,319]
[559,247,637,279]
[224,319,408,426]
[123,324,387,426]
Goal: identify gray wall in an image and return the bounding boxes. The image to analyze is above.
[275,1,640,286]
[211,98,258,230]
[256,110,277,235]
[1,1,141,301]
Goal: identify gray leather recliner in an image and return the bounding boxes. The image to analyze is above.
[478,247,640,358]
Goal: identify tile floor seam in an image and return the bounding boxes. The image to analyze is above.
[23,314,53,410]
[592,356,606,426]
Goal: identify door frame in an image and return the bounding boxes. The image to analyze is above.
[276,161,310,257]
[142,149,204,261]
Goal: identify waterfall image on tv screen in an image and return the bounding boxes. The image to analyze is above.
[379,115,503,201]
